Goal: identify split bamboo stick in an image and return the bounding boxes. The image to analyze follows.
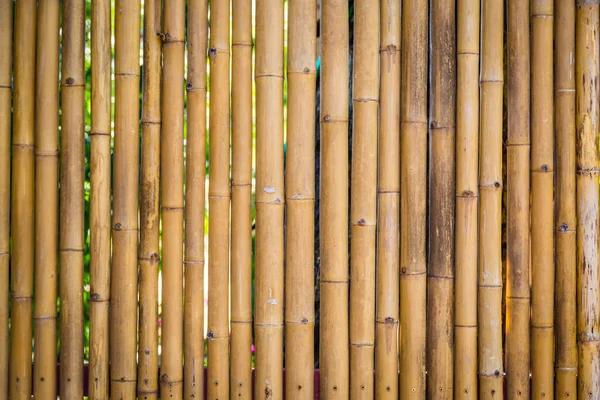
[375,0,400,396]
[319,0,350,396]
[400,0,428,397]
[531,1,554,398]
[59,0,85,398]
[478,0,504,396]
[230,0,253,396]
[575,0,600,396]
[255,0,285,397]
[454,0,479,397]
[207,0,231,397]
[33,0,60,397]
[555,1,578,398]
[285,0,317,397]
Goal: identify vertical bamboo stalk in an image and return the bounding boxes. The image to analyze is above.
[34,0,60,398]
[376,0,400,396]
[255,0,284,397]
[427,0,456,397]
[555,1,577,398]
[575,0,600,397]
[531,1,554,398]
[285,0,317,398]
[478,0,504,396]
[59,0,85,398]
[319,0,350,396]
[230,0,253,396]
[400,0,428,397]
[454,0,479,397]
[350,0,379,396]
[183,0,208,397]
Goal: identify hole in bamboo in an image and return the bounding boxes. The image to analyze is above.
[494,181,501,188]
[297,385,302,390]
[360,385,365,390]
[412,387,416,393]
[386,386,390,392]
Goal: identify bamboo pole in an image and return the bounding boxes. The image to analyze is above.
[400,0,428,397]
[319,0,350,396]
[183,0,207,397]
[230,0,253,396]
[33,0,60,398]
[255,0,285,397]
[454,0,479,397]
[427,0,456,397]
[285,0,317,398]
[531,1,554,398]
[375,0,400,396]
[575,0,600,396]
[59,0,85,398]
[350,0,379,396]
[137,0,161,398]
[478,0,504,396]
[555,1,577,398]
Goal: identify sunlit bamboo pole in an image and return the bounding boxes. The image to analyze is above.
[575,0,600,396]
[59,0,85,398]
[400,0,428,397]
[33,0,60,397]
[555,1,577,398]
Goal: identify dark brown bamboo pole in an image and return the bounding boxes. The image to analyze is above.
[555,1,577,398]
[375,0,400,396]
[454,0,479,397]
[59,0,85,398]
[255,0,284,397]
[183,0,207,397]
[478,0,504,396]
[33,0,60,397]
[285,0,317,397]
[575,0,600,396]
[230,0,252,396]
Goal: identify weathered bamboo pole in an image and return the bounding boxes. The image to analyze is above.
[230,0,253,396]
[285,1,317,398]
[183,0,207,397]
[319,0,350,396]
[478,0,504,396]
[576,0,600,396]
[350,0,379,396]
[454,0,479,397]
[400,0,428,397]
[555,1,577,398]
[375,0,400,396]
[255,0,285,397]
[531,1,554,398]
[59,0,85,398]
[34,0,60,397]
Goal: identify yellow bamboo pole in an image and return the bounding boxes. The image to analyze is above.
[400,0,428,397]
[576,0,600,396]
[555,1,577,398]
[59,0,85,398]
[33,0,59,398]
[478,0,504,396]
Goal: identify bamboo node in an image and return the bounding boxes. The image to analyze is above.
[354,97,378,103]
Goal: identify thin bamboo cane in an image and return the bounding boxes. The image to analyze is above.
[33,0,60,398]
[454,0,479,397]
[349,0,379,396]
[255,0,285,397]
[183,0,207,397]
[531,1,554,398]
[478,0,504,396]
[554,1,577,398]
[375,0,400,396]
[59,0,85,398]
[575,0,600,396]
[285,1,317,397]
[400,0,428,397]
[319,0,350,396]
[137,0,161,398]
[230,0,253,396]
